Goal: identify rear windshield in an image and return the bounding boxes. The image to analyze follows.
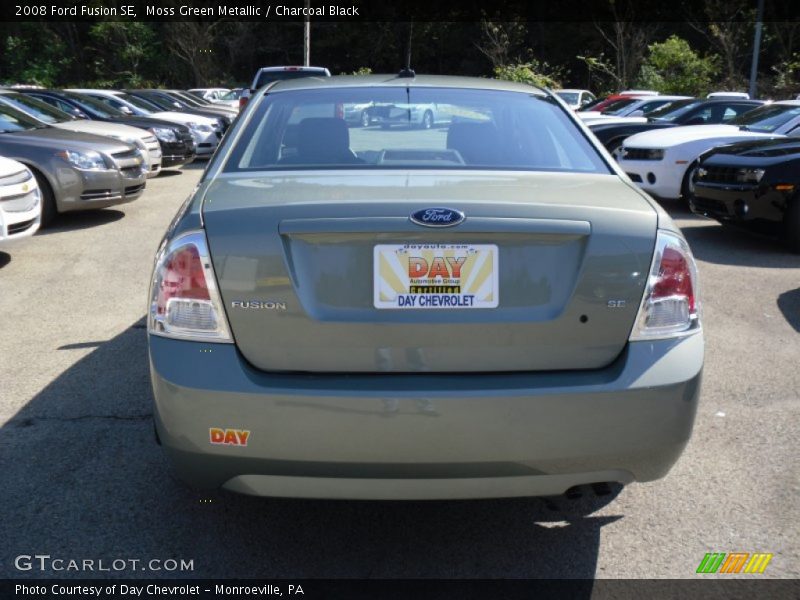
[555,91,578,104]
[224,87,610,174]
[255,70,328,89]
[730,104,800,133]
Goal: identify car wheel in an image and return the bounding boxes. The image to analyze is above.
[680,161,699,204]
[784,196,800,254]
[360,111,370,128]
[31,168,57,227]
[421,110,434,130]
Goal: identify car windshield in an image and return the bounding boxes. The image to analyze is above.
[173,92,204,106]
[226,87,610,174]
[0,93,71,124]
[646,99,702,121]
[119,93,159,113]
[730,104,800,132]
[600,98,638,114]
[255,69,328,89]
[220,89,243,101]
[132,93,174,111]
[556,92,579,104]
[0,103,44,133]
[63,92,124,118]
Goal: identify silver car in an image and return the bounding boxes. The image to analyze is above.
[148,75,703,500]
[0,102,146,225]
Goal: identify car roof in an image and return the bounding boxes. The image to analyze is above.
[264,74,548,96]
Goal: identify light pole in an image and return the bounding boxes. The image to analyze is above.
[748,0,765,98]
[303,0,311,66]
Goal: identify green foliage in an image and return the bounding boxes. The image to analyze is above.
[2,26,69,86]
[494,61,561,89]
[635,36,718,96]
[88,22,159,87]
[348,67,373,75]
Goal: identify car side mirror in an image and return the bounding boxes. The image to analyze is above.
[120,106,133,115]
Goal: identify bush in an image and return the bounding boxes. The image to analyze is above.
[636,36,717,96]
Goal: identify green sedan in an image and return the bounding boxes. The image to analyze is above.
[147,75,703,500]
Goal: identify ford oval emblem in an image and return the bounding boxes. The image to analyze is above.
[409,207,465,228]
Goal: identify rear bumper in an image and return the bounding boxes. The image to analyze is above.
[149,333,703,499]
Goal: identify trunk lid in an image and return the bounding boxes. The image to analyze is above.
[202,171,656,373]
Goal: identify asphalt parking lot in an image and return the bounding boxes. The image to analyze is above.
[1,164,798,580]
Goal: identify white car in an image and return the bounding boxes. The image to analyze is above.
[0,91,163,178]
[554,89,596,110]
[67,89,222,156]
[619,101,800,199]
[578,95,691,123]
[188,88,230,102]
[0,156,40,243]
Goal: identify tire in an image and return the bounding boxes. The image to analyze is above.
[680,161,699,204]
[31,168,57,228]
[421,110,434,130]
[784,196,800,254]
[360,110,370,128]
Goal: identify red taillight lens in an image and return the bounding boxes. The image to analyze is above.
[155,246,210,316]
[239,96,249,110]
[148,231,232,342]
[630,231,701,340]
[651,246,695,313]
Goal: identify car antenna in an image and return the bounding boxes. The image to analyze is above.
[398,22,415,78]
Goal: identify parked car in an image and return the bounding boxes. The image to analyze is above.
[169,90,238,119]
[21,90,196,169]
[578,95,692,123]
[126,89,235,127]
[148,74,703,500]
[0,156,40,242]
[0,103,146,225]
[619,101,800,199]
[707,91,750,99]
[590,98,764,156]
[188,88,230,102]
[554,89,596,110]
[0,90,162,177]
[578,92,658,114]
[689,137,800,252]
[240,66,331,109]
[213,88,244,111]
[68,89,221,157]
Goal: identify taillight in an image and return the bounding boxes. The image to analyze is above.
[148,231,232,342]
[629,230,701,340]
[239,95,249,110]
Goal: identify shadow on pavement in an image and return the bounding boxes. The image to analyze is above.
[37,209,125,235]
[658,201,797,268]
[0,319,621,583]
[155,169,183,178]
[0,251,10,269]
[777,288,800,333]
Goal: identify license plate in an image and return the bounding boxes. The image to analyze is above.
[374,243,499,309]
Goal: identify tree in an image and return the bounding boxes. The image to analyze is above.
[636,36,717,96]
[494,61,561,89]
[87,22,158,87]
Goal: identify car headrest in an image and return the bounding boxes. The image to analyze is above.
[446,121,504,165]
[297,117,351,160]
